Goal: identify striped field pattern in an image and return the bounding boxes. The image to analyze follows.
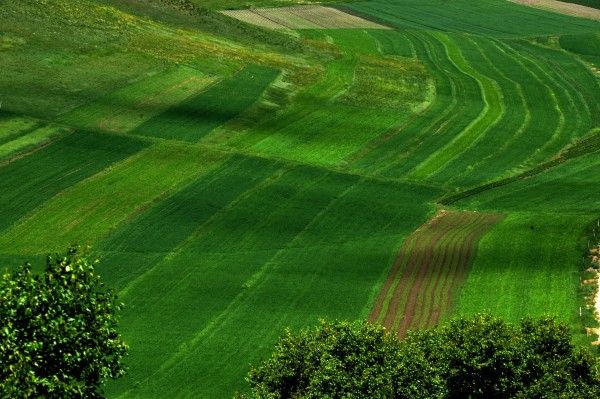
[1,0,599,396]
[370,210,503,336]
[221,6,390,29]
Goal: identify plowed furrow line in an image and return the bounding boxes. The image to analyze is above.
[370,211,452,324]
[410,213,484,331]
[437,214,503,322]
[370,211,502,337]
[380,215,458,329]
[395,214,482,335]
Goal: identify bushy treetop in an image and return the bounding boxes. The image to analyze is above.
[240,314,600,399]
[0,247,127,399]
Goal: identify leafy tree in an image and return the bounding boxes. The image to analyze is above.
[0,247,127,398]
[239,315,600,398]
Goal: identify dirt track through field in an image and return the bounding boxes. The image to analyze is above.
[370,210,502,336]
[510,0,600,20]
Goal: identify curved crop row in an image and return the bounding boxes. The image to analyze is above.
[408,32,505,180]
[369,211,502,336]
[349,30,481,177]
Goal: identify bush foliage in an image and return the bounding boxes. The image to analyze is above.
[239,315,600,398]
[0,247,127,398]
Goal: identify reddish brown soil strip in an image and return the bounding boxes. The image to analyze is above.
[370,210,502,337]
[410,214,481,331]
[419,217,485,331]
[395,213,482,336]
[380,212,461,329]
[510,0,600,20]
[369,211,449,323]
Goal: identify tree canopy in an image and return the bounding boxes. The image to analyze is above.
[0,247,127,398]
[240,314,600,398]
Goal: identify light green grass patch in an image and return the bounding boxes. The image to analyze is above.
[59,66,218,134]
[0,125,68,161]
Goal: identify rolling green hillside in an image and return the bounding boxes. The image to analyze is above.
[0,0,599,397]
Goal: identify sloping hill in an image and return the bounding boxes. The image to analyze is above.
[0,0,598,397]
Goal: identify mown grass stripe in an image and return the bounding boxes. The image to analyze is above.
[349,30,462,175]
[449,37,564,186]
[431,35,530,185]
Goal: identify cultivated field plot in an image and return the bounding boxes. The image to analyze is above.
[59,66,217,135]
[132,65,278,142]
[221,6,390,29]
[370,210,502,336]
[511,0,600,20]
[1,0,600,397]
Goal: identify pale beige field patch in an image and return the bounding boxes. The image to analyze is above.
[221,5,391,29]
[510,0,600,20]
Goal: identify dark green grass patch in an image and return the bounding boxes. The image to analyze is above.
[131,65,278,142]
[561,0,600,10]
[454,213,593,327]
[103,172,441,398]
[98,155,282,289]
[0,131,147,233]
[560,33,600,57]
[345,0,600,37]
[454,150,600,213]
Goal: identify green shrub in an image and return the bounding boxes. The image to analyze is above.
[239,315,600,398]
[0,247,127,398]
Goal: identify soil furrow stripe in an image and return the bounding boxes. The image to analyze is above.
[396,213,482,335]
[422,215,489,329]
[409,213,483,331]
[381,211,466,330]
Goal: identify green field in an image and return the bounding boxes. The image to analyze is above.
[1,0,599,397]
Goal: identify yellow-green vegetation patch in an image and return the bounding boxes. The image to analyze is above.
[337,56,433,112]
[59,66,218,134]
[0,125,68,161]
[0,115,40,143]
[131,65,279,142]
[0,0,293,118]
[0,143,226,254]
[221,6,390,30]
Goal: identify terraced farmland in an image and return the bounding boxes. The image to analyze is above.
[1,0,599,397]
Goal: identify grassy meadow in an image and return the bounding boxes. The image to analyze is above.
[0,0,599,397]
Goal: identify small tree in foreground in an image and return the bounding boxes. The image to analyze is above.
[0,247,127,398]
[239,315,600,398]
